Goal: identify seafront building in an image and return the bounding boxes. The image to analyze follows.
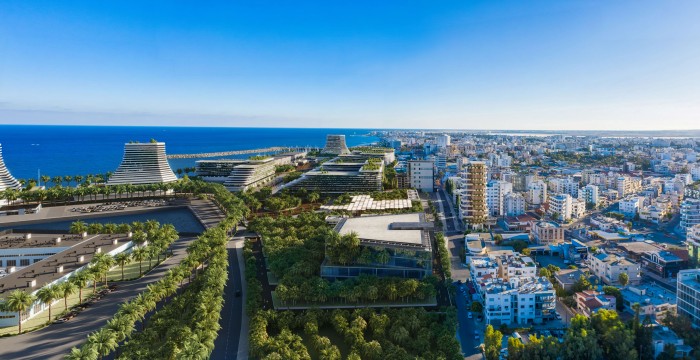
[107,142,178,186]
[322,135,351,155]
[677,269,700,328]
[0,144,21,198]
[320,213,433,280]
[287,155,383,193]
[0,232,133,327]
[222,158,277,192]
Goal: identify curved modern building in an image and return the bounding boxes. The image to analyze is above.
[107,142,178,185]
[322,135,350,155]
[0,144,21,191]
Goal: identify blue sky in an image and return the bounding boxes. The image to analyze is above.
[1,1,699,129]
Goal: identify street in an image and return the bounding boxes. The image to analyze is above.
[455,282,484,360]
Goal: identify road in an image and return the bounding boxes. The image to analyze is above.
[455,282,483,360]
[436,188,461,234]
[211,236,248,360]
[0,235,199,360]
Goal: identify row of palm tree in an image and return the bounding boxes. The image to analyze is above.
[66,184,246,359]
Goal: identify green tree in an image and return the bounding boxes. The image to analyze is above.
[3,290,36,333]
[471,301,484,313]
[562,315,602,360]
[572,275,593,293]
[618,272,629,287]
[87,328,118,360]
[70,221,88,235]
[484,325,503,360]
[58,281,78,311]
[65,346,98,360]
[114,252,131,280]
[591,309,637,360]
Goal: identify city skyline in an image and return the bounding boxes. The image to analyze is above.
[2,1,700,130]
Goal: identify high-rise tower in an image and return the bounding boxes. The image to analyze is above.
[0,144,21,192]
[322,135,350,155]
[107,142,178,185]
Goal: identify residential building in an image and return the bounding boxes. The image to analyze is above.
[531,221,564,245]
[554,269,586,292]
[617,176,641,197]
[320,213,433,280]
[436,134,451,149]
[641,250,688,279]
[527,180,548,205]
[680,199,700,236]
[571,198,586,219]
[589,251,641,286]
[621,283,676,318]
[677,269,700,328]
[0,144,21,196]
[580,184,600,208]
[688,224,700,267]
[460,161,488,229]
[619,196,643,218]
[107,142,178,185]
[408,160,434,192]
[504,192,526,217]
[550,177,580,198]
[481,276,556,326]
[288,156,383,193]
[548,193,573,221]
[486,180,512,217]
[575,290,617,317]
[222,158,277,192]
[652,326,692,359]
[322,134,351,155]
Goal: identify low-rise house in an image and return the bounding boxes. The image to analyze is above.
[554,269,586,292]
[575,290,616,317]
[589,251,641,286]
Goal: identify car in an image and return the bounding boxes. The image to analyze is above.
[468,312,473,319]
[54,318,67,324]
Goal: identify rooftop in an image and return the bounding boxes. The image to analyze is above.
[0,232,87,250]
[0,233,130,296]
[620,283,676,307]
[335,213,432,250]
[554,269,586,285]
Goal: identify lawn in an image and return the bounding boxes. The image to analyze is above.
[107,257,167,282]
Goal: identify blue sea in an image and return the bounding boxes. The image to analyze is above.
[0,125,380,181]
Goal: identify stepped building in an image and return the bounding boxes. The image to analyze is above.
[0,144,21,192]
[107,142,178,185]
[322,135,350,155]
[286,155,383,193]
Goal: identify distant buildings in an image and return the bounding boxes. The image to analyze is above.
[408,160,434,193]
[436,134,451,149]
[589,251,641,286]
[0,144,21,196]
[107,142,178,186]
[504,192,526,217]
[677,269,700,328]
[460,161,488,229]
[322,134,350,155]
[320,213,433,280]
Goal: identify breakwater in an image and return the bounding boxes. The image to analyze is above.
[167,146,304,159]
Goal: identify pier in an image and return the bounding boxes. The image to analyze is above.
[167,146,308,159]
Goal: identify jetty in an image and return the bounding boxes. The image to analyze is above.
[167,146,310,159]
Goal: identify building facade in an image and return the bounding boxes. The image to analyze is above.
[677,269,700,328]
[504,192,526,217]
[322,134,351,155]
[681,199,700,236]
[589,252,641,286]
[532,221,564,245]
[0,144,21,196]
[408,160,434,193]
[460,161,488,229]
[107,142,178,185]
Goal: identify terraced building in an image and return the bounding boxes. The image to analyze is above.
[107,142,178,185]
[0,143,21,194]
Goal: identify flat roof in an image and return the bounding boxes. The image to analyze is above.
[0,233,129,296]
[0,232,89,250]
[335,213,431,249]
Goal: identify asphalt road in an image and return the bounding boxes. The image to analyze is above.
[0,235,198,360]
[455,282,483,360]
[436,188,460,235]
[211,238,247,360]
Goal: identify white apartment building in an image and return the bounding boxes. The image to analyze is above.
[619,196,644,217]
[549,193,573,221]
[527,180,548,206]
[504,192,526,217]
[486,180,513,217]
[617,176,642,197]
[408,160,434,193]
[580,184,600,207]
[436,134,451,149]
[589,252,641,286]
[550,177,580,198]
[677,269,700,328]
[482,276,556,326]
[571,198,586,219]
[680,199,700,236]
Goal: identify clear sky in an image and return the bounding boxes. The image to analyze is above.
[1,1,699,130]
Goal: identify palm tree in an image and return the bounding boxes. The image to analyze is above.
[59,281,78,311]
[74,175,83,185]
[70,221,88,235]
[52,176,63,188]
[87,328,118,360]
[3,290,36,333]
[64,175,73,187]
[66,346,97,360]
[36,284,60,323]
[72,271,90,304]
[131,247,147,276]
[115,252,131,281]
[40,175,50,187]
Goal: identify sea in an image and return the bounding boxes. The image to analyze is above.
[0,125,380,181]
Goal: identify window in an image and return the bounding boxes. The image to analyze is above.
[7,260,16,266]
[20,259,30,266]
